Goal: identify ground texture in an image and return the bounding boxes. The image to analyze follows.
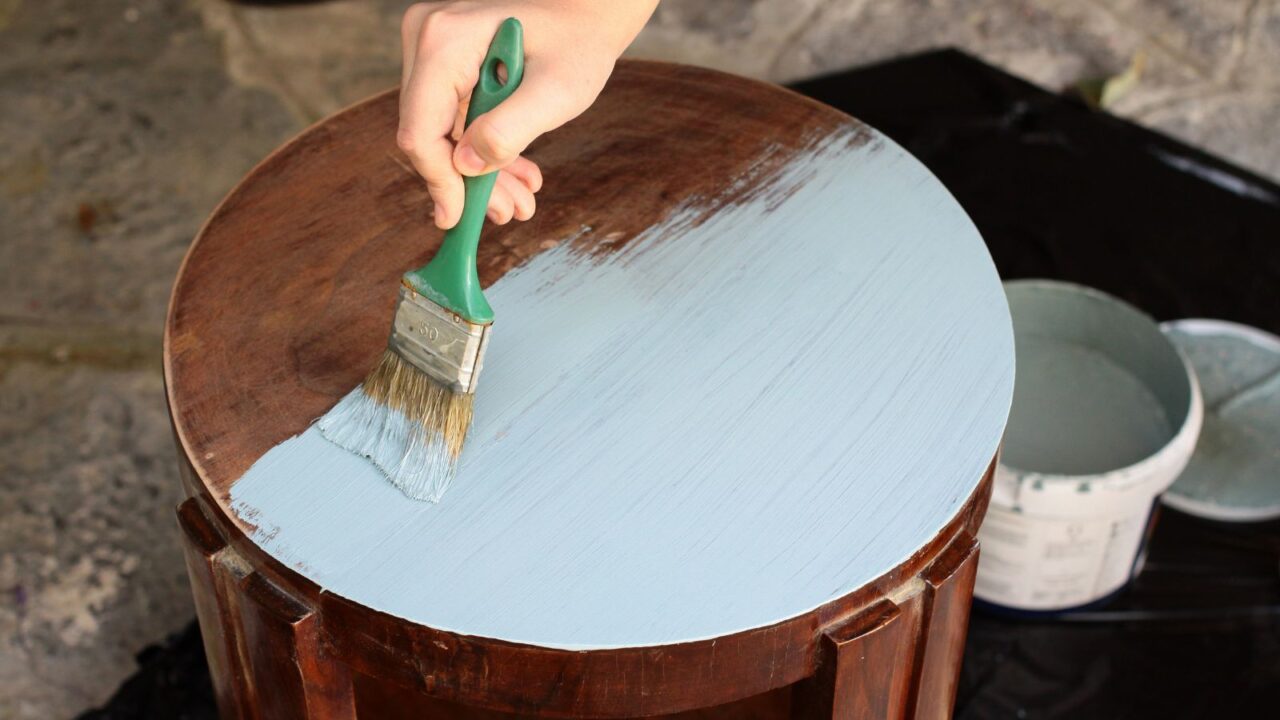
[1,1,1277,717]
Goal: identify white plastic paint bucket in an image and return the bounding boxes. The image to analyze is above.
[975,280,1202,612]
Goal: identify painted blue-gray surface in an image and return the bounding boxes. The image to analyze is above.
[230,129,1014,650]
[1164,320,1280,521]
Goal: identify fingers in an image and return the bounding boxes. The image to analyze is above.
[399,5,555,226]
[398,7,481,229]
[454,71,595,176]
[486,181,514,225]
[489,170,536,224]
[399,3,431,90]
[450,97,469,142]
[504,156,543,193]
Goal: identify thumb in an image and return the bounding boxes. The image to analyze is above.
[454,74,591,176]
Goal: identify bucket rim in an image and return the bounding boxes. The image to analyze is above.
[997,279,1204,490]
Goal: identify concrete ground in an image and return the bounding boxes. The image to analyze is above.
[0,0,1276,717]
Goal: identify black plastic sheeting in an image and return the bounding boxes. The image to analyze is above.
[958,507,1280,717]
[83,50,1280,719]
[795,49,1280,718]
[793,50,1280,336]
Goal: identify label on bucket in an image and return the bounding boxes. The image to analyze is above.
[974,503,1151,610]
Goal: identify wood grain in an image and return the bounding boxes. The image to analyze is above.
[177,499,251,720]
[910,534,980,719]
[167,60,1010,717]
[792,600,917,718]
[180,497,360,719]
[165,62,844,504]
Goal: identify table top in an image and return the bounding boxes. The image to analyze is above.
[165,61,1013,650]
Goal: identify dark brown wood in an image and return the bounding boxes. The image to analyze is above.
[354,674,793,720]
[793,600,914,719]
[179,497,358,719]
[790,535,981,720]
[178,498,252,720]
[910,534,980,720]
[167,61,997,718]
[237,573,356,718]
[165,62,852,510]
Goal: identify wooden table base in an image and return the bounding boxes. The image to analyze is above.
[177,458,990,719]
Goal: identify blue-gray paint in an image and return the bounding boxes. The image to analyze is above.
[229,129,1014,650]
[999,281,1195,479]
[1001,335,1172,475]
[1164,320,1280,521]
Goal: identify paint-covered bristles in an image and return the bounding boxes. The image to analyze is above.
[317,349,473,502]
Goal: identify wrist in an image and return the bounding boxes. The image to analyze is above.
[555,0,659,54]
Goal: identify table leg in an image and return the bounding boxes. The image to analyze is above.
[909,534,979,720]
[177,498,357,719]
[792,532,979,719]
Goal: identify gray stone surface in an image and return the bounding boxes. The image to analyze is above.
[0,0,1276,717]
[0,364,184,719]
[0,0,296,331]
[634,0,1280,180]
[193,0,403,123]
[0,0,296,717]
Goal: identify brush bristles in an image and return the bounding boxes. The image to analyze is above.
[316,349,474,502]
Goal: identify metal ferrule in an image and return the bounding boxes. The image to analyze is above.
[388,284,491,394]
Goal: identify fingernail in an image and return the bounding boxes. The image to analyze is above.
[456,145,485,175]
[434,205,447,228]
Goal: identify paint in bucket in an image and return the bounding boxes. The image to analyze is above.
[975,280,1202,612]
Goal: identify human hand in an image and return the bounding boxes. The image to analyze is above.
[398,0,659,229]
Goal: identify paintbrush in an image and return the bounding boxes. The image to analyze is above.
[317,18,525,502]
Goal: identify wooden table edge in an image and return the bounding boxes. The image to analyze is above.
[173,434,993,717]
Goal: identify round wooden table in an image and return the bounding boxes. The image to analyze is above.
[166,61,1013,719]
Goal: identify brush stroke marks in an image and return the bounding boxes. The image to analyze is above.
[230,128,1015,650]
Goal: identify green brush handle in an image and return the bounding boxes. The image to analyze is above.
[403,17,525,324]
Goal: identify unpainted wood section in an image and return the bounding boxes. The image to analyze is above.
[792,597,921,720]
[236,573,312,718]
[179,497,358,719]
[237,572,357,719]
[352,673,793,719]
[164,61,843,519]
[177,499,252,720]
[909,534,980,720]
[176,434,206,499]
[789,535,980,720]
[323,592,802,717]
